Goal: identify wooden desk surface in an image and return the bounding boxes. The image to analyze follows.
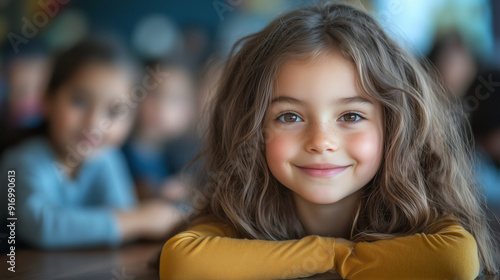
[1,242,499,280]
[0,242,163,280]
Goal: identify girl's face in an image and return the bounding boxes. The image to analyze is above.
[264,52,384,205]
[45,63,134,162]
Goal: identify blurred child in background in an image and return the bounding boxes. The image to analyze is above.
[0,46,49,157]
[123,58,199,203]
[468,69,500,218]
[5,52,48,128]
[427,30,478,98]
[0,38,182,249]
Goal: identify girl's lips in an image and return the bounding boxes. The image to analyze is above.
[296,165,350,178]
[77,134,100,147]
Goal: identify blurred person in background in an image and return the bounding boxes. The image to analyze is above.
[4,50,48,128]
[122,58,199,204]
[0,45,50,156]
[0,38,182,250]
[467,69,500,221]
[427,30,478,98]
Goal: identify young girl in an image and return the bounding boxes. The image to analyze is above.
[159,2,498,279]
[0,38,181,249]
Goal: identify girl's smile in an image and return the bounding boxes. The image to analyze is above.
[294,163,351,178]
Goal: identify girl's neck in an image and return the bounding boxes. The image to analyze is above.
[293,189,362,239]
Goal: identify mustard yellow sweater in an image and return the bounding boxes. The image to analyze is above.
[159,217,480,279]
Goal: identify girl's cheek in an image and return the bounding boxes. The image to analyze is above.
[56,98,81,133]
[346,128,383,171]
[104,118,134,146]
[265,130,298,168]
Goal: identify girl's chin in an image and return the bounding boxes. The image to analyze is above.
[296,192,347,205]
[63,142,107,162]
[306,198,344,205]
[296,187,363,206]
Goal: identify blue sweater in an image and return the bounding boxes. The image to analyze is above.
[1,137,137,249]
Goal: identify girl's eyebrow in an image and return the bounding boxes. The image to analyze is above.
[271,95,374,106]
[337,96,374,105]
[271,96,306,106]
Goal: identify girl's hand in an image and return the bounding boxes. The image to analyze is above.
[137,200,185,240]
[161,177,191,201]
[116,200,184,241]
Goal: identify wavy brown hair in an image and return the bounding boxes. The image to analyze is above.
[190,1,498,274]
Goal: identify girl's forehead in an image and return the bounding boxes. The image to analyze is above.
[274,53,362,94]
[63,64,132,99]
[269,56,382,111]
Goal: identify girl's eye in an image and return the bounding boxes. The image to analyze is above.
[71,94,87,109]
[339,113,362,123]
[277,112,303,123]
[108,104,126,119]
[108,108,120,118]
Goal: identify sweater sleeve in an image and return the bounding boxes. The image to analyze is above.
[3,153,122,249]
[160,220,336,279]
[159,218,480,280]
[334,220,480,280]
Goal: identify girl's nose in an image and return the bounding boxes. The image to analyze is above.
[84,109,100,131]
[304,124,339,154]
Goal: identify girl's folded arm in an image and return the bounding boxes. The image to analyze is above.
[160,221,336,280]
[160,219,480,280]
[334,221,480,280]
